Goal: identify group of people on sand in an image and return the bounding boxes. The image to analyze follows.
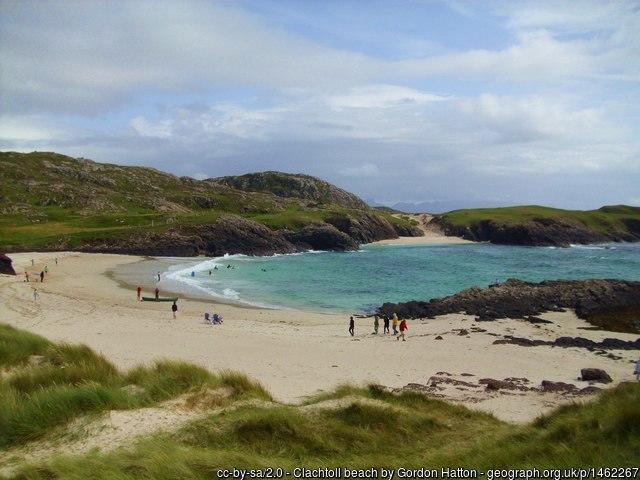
[26,257,59,301]
[349,312,408,341]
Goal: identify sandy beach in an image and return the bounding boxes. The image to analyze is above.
[2,251,638,423]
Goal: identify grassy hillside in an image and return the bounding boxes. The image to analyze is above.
[440,205,640,234]
[1,324,639,478]
[436,205,640,246]
[0,152,413,251]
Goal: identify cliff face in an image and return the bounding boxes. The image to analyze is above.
[70,216,363,256]
[378,278,640,333]
[434,206,640,247]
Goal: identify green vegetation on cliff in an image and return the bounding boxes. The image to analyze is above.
[1,324,639,478]
[0,152,420,252]
[437,205,640,246]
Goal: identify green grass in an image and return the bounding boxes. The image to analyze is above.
[0,324,270,449]
[2,325,639,478]
[440,205,640,236]
[11,382,640,479]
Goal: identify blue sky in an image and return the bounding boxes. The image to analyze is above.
[1,0,639,210]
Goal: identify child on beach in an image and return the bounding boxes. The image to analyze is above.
[136,286,142,301]
[44,265,48,273]
[397,319,408,341]
[171,301,178,319]
[392,313,399,335]
[33,288,38,301]
[349,316,355,336]
[373,315,379,334]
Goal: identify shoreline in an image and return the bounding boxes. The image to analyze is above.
[2,251,638,422]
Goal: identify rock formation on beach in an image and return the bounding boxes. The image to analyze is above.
[378,278,640,333]
[0,253,16,275]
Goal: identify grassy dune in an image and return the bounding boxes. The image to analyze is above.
[1,324,639,479]
[0,324,270,449]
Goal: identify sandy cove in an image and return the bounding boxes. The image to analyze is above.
[2,251,638,423]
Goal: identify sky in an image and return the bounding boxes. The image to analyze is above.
[1,0,639,211]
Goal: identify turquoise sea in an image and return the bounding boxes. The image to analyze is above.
[162,243,640,313]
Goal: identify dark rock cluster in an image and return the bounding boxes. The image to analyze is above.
[493,335,640,350]
[0,253,16,275]
[378,278,640,333]
[74,212,416,257]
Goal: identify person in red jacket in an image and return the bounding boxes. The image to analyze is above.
[397,319,408,342]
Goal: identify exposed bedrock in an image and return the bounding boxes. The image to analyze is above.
[0,253,16,275]
[378,278,640,333]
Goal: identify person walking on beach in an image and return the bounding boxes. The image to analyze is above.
[157,272,161,282]
[373,315,379,334]
[25,271,30,282]
[635,358,640,381]
[33,288,39,301]
[171,301,178,319]
[397,319,408,342]
[392,313,399,335]
[349,316,355,336]
[136,286,142,301]
[40,271,44,283]
[383,316,390,334]
[55,257,58,265]
[31,258,34,266]
[154,287,160,300]
[44,265,48,274]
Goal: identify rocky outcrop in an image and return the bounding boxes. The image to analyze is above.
[211,171,369,210]
[0,253,16,275]
[580,368,612,383]
[378,278,640,333]
[493,335,640,350]
[433,215,640,247]
[75,215,366,257]
[284,224,357,251]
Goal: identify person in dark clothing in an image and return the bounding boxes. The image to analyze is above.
[383,317,390,334]
[348,316,355,336]
[171,301,178,319]
[154,287,160,300]
[40,271,44,282]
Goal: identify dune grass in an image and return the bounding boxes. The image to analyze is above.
[2,324,639,478]
[11,382,640,479]
[0,324,270,449]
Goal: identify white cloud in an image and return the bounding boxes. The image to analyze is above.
[327,85,447,109]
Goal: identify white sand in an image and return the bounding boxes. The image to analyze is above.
[370,213,472,246]
[2,252,638,423]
